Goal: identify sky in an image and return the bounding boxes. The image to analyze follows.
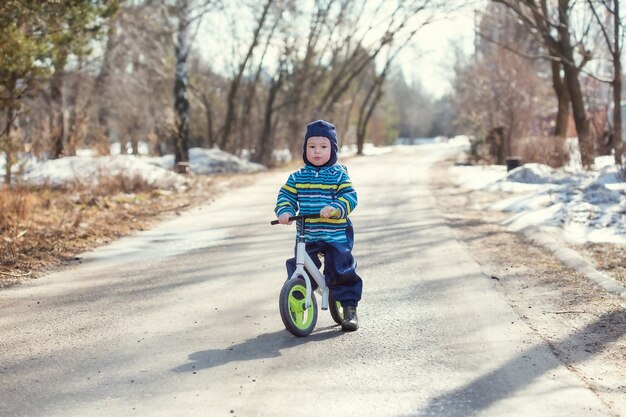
[9,139,625,246]
[397,7,477,97]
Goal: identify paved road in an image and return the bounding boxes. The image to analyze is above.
[0,145,616,417]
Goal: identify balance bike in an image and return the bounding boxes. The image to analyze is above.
[271,213,344,336]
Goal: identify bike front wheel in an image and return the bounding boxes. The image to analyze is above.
[279,278,318,337]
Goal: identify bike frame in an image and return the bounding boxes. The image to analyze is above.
[272,214,334,311]
[291,226,330,311]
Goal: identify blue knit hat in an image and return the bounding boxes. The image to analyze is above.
[303,119,338,167]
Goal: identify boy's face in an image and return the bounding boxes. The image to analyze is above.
[306,136,332,166]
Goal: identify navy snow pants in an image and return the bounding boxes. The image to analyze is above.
[286,223,362,307]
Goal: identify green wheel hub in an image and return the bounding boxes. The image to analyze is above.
[286,284,314,330]
[279,277,318,337]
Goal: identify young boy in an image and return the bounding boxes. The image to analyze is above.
[275,119,362,331]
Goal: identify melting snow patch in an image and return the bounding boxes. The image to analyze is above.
[21,155,189,190]
[147,148,266,175]
[507,163,565,184]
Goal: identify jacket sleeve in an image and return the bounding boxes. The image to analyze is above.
[330,167,357,218]
[275,173,298,217]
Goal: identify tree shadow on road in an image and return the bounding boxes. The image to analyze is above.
[172,326,344,374]
[411,309,625,416]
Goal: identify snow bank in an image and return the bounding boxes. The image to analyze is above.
[507,163,560,184]
[147,148,266,175]
[12,147,266,190]
[450,156,626,244]
[21,155,189,190]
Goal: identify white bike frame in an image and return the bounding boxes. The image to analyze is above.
[273,212,340,311]
[290,239,330,311]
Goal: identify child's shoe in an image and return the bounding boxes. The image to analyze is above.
[341,306,359,331]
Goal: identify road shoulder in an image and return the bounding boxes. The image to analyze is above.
[430,158,626,415]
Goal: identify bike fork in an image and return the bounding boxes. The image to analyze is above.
[292,238,313,309]
[291,219,329,310]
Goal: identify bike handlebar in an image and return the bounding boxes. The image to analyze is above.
[270,209,340,225]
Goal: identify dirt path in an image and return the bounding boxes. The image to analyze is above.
[430,158,626,415]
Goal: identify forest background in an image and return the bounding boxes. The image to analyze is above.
[0,0,625,278]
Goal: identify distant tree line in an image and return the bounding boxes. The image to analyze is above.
[0,0,461,183]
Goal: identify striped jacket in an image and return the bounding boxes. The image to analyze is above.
[275,164,358,243]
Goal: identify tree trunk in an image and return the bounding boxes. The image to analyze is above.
[67,62,88,157]
[49,48,68,160]
[612,0,623,165]
[613,60,623,165]
[252,72,282,166]
[356,76,385,155]
[3,106,15,185]
[201,93,215,148]
[94,20,117,150]
[495,127,507,165]
[173,0,191,173]
[557,1,593,167]
[551,60,570,137]
[560,61,593,168]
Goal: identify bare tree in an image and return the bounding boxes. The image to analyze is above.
[492,0,596,167]
[251,62,287,166]
[218,0,274,153]
[274,0,439,155]
[355,20,424,154]
[45,1,117,159]
[66,59,91,156]
[48,45,68,160]
[477,3,570,138]
[92,13,120,154]
[454,47,552,164]
[281,0,339,153]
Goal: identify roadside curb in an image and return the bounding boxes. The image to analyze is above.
[515,225,626,300]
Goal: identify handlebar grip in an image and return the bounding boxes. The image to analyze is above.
[271,210,341,225]
[270,215,301,225]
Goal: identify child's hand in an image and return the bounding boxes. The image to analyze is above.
[320,206,338,219]
[278,213,293,225]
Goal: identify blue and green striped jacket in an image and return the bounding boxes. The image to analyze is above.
[275,164,358,243]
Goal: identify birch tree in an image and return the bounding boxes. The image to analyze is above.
[172,0,217,172]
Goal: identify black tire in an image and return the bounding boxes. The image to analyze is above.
[279,278,318,337]
[328,291,344,325]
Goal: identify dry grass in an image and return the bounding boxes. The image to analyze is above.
[1,187,37,265]
[0,174,221,287]
[512,136,571,168]
[575,242,626,284]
